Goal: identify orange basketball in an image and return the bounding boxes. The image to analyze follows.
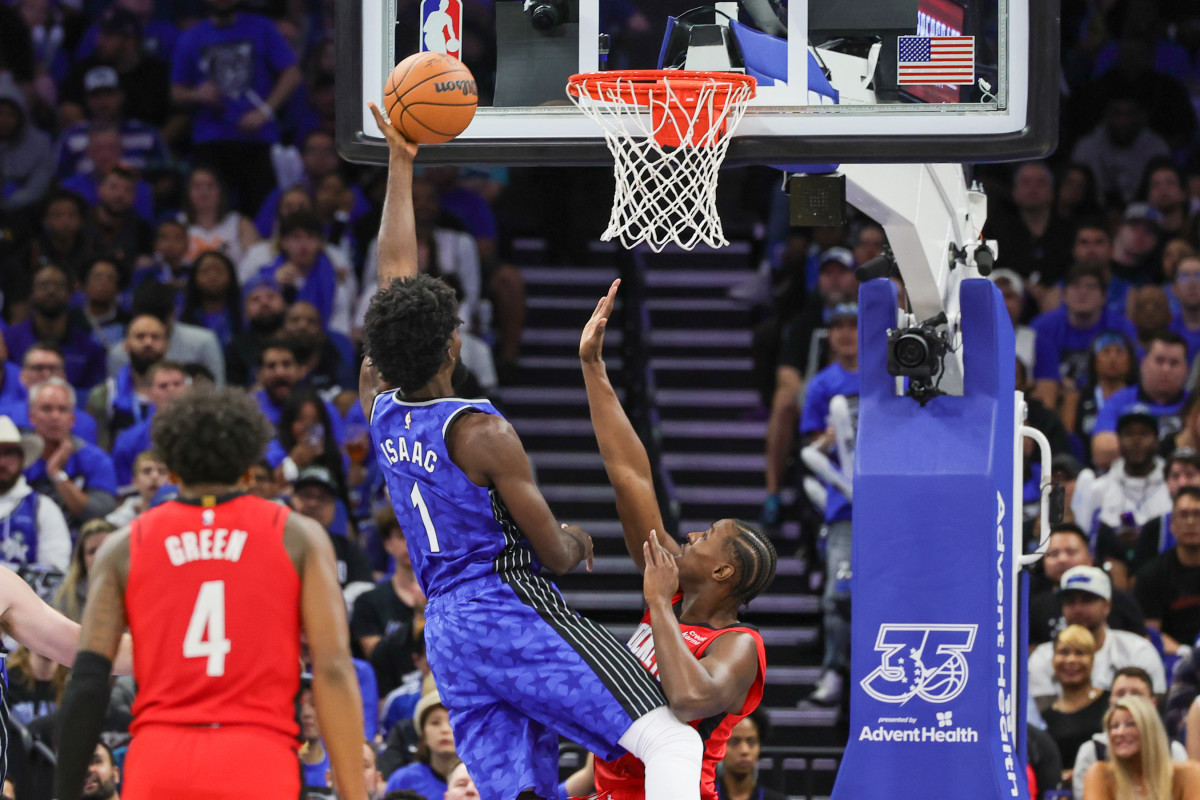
[384,52,478,144]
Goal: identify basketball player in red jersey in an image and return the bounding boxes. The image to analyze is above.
[579,280,778,799]
[53,387,369,800]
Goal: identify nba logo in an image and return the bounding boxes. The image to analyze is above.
[420,0,462,60]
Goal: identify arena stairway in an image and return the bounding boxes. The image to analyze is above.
[496,239,845,795]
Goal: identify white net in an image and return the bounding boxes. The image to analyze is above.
[567,71,756,252]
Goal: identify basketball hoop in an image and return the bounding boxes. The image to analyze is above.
[566,70,756,252]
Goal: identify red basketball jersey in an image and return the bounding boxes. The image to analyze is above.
[126,494,302,743]
[593,594,767,800]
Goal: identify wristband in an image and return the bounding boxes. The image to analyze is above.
[54,470,69,483]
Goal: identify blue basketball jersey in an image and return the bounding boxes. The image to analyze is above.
[369,392,539,599]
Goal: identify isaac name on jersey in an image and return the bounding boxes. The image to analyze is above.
[375,411,440,474]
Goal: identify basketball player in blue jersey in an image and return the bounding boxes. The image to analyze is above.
[359,102,703,800]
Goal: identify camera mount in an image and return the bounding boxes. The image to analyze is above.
[887,312,951,405]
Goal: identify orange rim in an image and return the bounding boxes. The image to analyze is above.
[567,70,757,107]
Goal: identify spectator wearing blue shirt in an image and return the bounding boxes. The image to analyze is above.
[55,66,170,179]
[298,681,331,790]
[23,379,118,526]
[281,301,356,394]
[0,360,20,407]
[170,0,302,212]
[88,314,169,452]
[254,130,371,239]
[1171,256,1200,365]
[111,361,190,487]
[180,251,243,348]
[75,0,180,65]
[6,265,108,395]
[259,212,338,326]
[0,343,100,444]
[1033,263,1139,412]
[77,257,132,350]
[1105,203,1164,319]
[60,126,157,223]
[384,691,459,798]
[1092,331,1190,470]
[799,302,859,708]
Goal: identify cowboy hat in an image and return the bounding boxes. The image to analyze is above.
[0,416,44,470]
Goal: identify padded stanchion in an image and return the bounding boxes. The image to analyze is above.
[831,278,1028,800]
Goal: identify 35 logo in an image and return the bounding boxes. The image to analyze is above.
[860,624,977,705]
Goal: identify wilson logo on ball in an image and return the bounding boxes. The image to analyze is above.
[435,80,477,95]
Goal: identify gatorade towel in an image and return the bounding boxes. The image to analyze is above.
[831,279,1029,800]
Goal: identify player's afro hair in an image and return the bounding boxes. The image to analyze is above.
[151,387,274,486]
[363,274,460,393]
[725,520,778,606]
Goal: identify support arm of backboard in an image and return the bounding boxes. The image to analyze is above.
[840,163,993,396]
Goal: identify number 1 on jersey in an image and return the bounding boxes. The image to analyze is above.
[410,483,441,552]
[184,580,232,677]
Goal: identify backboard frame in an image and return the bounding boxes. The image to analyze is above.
[336,0,1059,167]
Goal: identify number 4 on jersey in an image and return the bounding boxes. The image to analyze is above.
[184,580,232,676]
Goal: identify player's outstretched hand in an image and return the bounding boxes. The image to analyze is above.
[579,279,620,365]
[642,529,678,605]
[367,101,418,162]
[561,523,594,572]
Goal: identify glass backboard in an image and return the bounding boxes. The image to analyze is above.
[336,0,1058,166]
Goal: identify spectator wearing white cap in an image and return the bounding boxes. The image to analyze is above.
[1029,566,1165,704]
[0,416,70,572]
[1135,487,1200,657]
[54,65,169,180]
[989,268,1037,375]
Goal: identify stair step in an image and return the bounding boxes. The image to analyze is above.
[663,420,768,438]
[528,451,604,470]
[657,389,760,409]
[662,452,764,472]
[522,267,619,286]
[562,590,818,614]
[644,269,753,289]
[509,417,593,435]
[767,707,841,727]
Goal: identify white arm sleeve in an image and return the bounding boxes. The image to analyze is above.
[1027,643,1057,700]
[1072,741,1097,800]
[34,496,72,573]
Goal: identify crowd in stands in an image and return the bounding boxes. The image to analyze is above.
[743,0,1200,796]
[5,0,1200,798]
[0,0,537,797]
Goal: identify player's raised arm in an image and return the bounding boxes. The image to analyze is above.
[580,280,679,572]
[53,531,131,800]
[287,511,369,800]
[450,413,593,574]
[0,567,133,676]
[642,531,760,720]
[367,102,419,289]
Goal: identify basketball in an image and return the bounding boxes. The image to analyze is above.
[384,52,478,144]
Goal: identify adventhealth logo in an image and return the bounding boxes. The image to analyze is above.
[859,624,977,705]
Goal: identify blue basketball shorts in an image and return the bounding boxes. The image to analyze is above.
[424,573,665,800]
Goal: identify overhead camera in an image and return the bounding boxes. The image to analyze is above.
[887,313,950,404]
[524,0,571,32]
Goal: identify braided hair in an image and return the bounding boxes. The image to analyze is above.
[724,520,778,606]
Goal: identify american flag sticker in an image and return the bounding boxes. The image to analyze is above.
[897,36,975,85]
